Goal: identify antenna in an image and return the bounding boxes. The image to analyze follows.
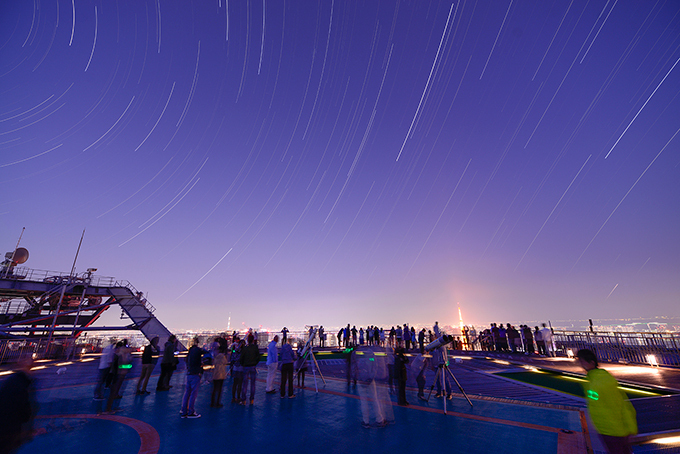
[47,229,86,349]
[3,248,29,265]
[2,227,27,278]
[11,248,29,264]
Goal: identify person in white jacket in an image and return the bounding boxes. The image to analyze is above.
[265,335,279,393]
[94,338,116,400]
[540,323,554,357]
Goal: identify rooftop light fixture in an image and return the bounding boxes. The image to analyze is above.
[646,354,658,367]
[652,436,680,445]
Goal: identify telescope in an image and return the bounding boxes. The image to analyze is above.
[298,327,317,359]
[424,335,453,352]
[424,333,474,410]
[294,327,327,390]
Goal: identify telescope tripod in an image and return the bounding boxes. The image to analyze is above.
[295,346,326,392]
[427,363,473,413]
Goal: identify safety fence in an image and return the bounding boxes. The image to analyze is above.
[0,337,104,364]
[4,326,678,368]
[553,330,680,367]
[3,267,117,287]
[1,267,157,315]
[179,330,343,350]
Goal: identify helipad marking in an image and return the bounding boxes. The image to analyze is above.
[35,414,160,454]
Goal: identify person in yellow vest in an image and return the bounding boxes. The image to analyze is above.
[576,349,637,453]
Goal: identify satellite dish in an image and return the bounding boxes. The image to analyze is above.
[12,247,29,265]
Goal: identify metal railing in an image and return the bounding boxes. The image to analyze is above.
[3,266,118,287]
[1,300,33,315]
[1,267,157,314]
[170,330,348,352]
[553,330,680,367]
[251,330,342,348]
[0,336,107,364]
[0,267,159,359]
[429,329,680,367]
[113,280,157,313]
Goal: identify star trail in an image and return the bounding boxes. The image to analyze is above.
[1,1,678,330]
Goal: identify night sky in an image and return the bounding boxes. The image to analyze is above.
[2,1,678,331]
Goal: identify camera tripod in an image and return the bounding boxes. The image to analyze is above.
[427,361,473,413]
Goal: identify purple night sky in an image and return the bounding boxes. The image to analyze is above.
[1,1,678,332]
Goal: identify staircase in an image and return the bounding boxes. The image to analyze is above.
[107,286,184,351]
[1,269,185,351]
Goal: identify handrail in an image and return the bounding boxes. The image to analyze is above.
[1,268,104,318]
[112,280,157,313]
[437,329,680,367]
[0,267,156,317]
[553,330,680,367]
[1,266,117,287]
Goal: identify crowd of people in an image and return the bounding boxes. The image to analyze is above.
[318,321,557,358]
[0,315,638,454]
[473,322,556,356]
[91,320,560,414]
[90,320,560,413]
[90,321,477,419]
[83,321,636,453]
[335,323,438,351]
[92,329,313,418]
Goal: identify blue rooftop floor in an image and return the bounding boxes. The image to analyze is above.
[15,360,588,454]
[9,352,680,454]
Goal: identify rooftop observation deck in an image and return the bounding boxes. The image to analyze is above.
[4,347,680,454]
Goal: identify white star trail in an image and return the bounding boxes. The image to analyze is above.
[515,155,591,270]
[580,0,618,64]
[479,0,513,80]
[134,82,176,152]
[83,96,135,152]
[3,1,677,329]
[0,144,63,168]
[174,248,233,301]
[258,0,265,75]
[575,127,680,268]
[84,6,97,72]
[606,283,619,299]
[396,2,456,162]
[604,55,680,159]
[69,0,75,46]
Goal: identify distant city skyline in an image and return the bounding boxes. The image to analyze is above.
[85,315,680,349]
[93,305,679,335]
[2,1,678,331]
